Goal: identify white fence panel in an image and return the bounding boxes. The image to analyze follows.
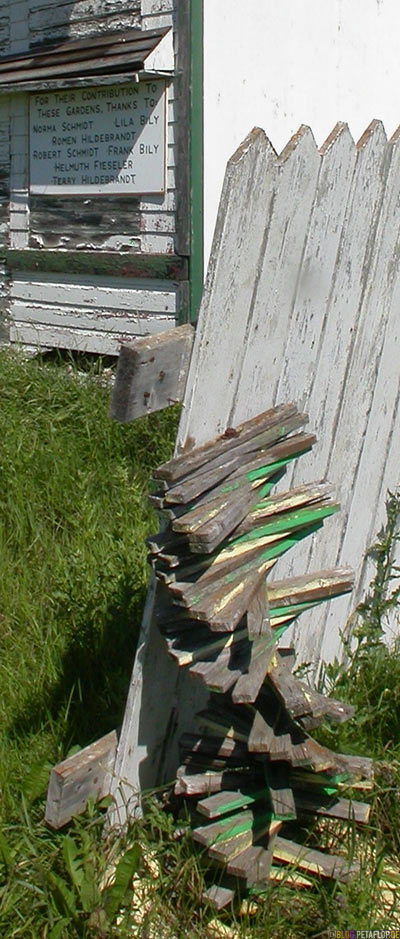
[178,120,400,667]
[112,119,400,816]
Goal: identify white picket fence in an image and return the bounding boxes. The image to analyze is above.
[111,120,400,813]
[179,119,400,667]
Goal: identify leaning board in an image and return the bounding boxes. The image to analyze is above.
[110,121,400,820]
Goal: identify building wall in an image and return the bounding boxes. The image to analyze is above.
[203,0,400,264]
[0,0,187,353]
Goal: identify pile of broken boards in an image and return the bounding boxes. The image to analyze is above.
[148,403,373,907]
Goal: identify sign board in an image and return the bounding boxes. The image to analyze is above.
[29,80,166,195]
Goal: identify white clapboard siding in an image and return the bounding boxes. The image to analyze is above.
[11,273,179,312]
[111,118,400,821]
[9,272,178,350]
[28,232,174,252]
[11,303,176,331]
[10,321,173,354]
[28,0,141,44]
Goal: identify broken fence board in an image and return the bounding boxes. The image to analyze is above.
[45,730,118,829]
[272,835,359,882]
[202,885,235,910]
[109,323,194,422]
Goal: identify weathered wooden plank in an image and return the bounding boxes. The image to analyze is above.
[272,836,359,882]
[267,655,331,719]
[208,815,280,864]
[45,730,118,829]
[29,0,141,30]
[5,249,188,280]
[10,319,175,354]
[189,646,247,695]
[11,274,181,312]
[231,635,275,703]
[298,738,339,774]
[264,763,296,820]
[163,415,309,505]
[9,95,29,250]
[29,7,142,45]
[248,707,277,755]
[177,128,279,445]
[226,844,275,885]
[142,0,175,14]
[202,885,234,911]
[178,127,320,448]
[274,123,357,450]
[233,482,333,537]
[196,704,252,745]
[267,568,354,609]
[294,791,371,824]
[168,541,277,603]
[29,207,176,238]
[29,230,176,253]
[232,127,321,426]
[167,441,316,520]
[321,125,400,659]
[288,121,391,663]
[109,324,194,422]
[157,403,299,483]
[246,577,269,639]
[165,626,249,668]
[175,769,252,798]
[173,485,276,555]
[178,558,276,632]
[197,788,268,820]
[232,589,274,703]
[179,733,249,765]
[296,691,354,730]
[174,0,190,256]
[10,301,176,334]
[334,752,374,783]
[29,195,141,228]
[193,809,254,847]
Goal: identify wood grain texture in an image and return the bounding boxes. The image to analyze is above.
[272,835,359,881]
[202,885,234,911]
[110,323,194,421]
[9,270,180,352]
[177,128,279,443]
[45,730,118,829]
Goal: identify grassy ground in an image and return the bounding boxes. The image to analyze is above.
[0,350,400,938]
[0,349,177,814]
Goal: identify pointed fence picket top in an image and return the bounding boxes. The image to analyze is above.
[111,120,400,819]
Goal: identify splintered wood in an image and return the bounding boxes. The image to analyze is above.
[147,404,372,907]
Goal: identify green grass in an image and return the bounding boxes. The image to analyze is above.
[0,349,178,818]
[0,349,400,938]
